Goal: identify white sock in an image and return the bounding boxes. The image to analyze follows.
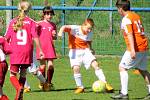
[24,80,30,89]
[36,71,46,83]
[147,85,150,94]
[95,69,106,83]
[74,73,84,88]
[120,71,128,95]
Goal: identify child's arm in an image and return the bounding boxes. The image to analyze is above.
[58,25,71,38]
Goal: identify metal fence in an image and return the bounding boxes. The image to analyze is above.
[0,0,150,56]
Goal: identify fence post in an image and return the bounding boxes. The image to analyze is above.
[61,0,66,56]
[109,0,113,35]
[6,0,13,28]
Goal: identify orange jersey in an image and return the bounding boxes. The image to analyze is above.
[121,11,148,52]
[64,25,92,49]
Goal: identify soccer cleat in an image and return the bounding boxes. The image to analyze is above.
[24,87,31,93]
[133,69,140,75]
[74,87,85,94]
[111,93,129,99]
[105,83,114,93]
[143,94,150,100]
[15,87,24,100]
[0,94,9,100]
[49,83,55,90]
[42,83,50,91]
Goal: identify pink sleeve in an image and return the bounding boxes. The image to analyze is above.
[0,37,4,44]
[5,20,14,41]
[31,21,38,38]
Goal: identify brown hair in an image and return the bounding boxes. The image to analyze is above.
[82,18,94,27]
[41,6,55,20]
[116,0,130,11]
[13,0,32,31]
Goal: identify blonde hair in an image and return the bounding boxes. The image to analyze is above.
[13,0,32,31]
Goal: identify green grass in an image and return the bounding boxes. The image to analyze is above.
[3,57,150,100]
[0,0,150,55]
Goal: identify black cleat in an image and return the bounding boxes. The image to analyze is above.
[111,93,129,99]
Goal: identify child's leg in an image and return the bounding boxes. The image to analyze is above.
[0,61,8,96]
[47,60,54,84]
[139,70,150,94]
[39,60,46,78]
[36,71,46,83]
[91,60,106,83]
[73,66,83,88]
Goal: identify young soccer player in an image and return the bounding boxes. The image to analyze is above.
[36,6,57,90]
[24,51,49,92]
[58,18,114,94]
[0,18,9,100]
[5,0,44,100]
[111,0,150,99]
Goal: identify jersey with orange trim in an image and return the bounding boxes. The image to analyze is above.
[121,11,148,52]
[65,25,93,49]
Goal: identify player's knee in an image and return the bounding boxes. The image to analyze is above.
[91,61,99,69]
[73,66,80,73]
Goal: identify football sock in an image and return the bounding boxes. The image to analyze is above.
[24,80,30,89]
[19,77,26,87]
[37,71,46,83]
[120,71,128,95]
[10,76,21,90]
[95,69,106,83]
[47,67,54,84]
[74,73,84,88]
[147,85,150,94]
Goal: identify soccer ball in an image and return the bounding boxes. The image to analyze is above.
[92,80,105,93]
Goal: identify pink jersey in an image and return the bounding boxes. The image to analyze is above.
[5,16,38,64]
[0,37,6,61]
[36,20,56,59]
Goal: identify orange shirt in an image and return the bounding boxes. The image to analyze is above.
[64,25,92,49]
[121,11,148,52]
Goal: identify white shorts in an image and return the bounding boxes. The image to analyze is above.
[119,50,148,70]
[69,48,96,70]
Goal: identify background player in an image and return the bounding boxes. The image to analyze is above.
[111,0,150,99]
[5,0,44,100]
[0,17,9,100]
[36,6,57,90]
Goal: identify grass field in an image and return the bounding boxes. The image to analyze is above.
[3,56,150,100]
[0,0,150,55]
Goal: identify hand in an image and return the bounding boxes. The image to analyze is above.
[39,51,44,59]
[130,51,136,59]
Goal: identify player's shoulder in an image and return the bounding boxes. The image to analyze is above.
[25,16,36,23]
[37,20,44,24]
[70,25,80,29]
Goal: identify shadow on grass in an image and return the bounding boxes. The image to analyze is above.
[31,86,91,93]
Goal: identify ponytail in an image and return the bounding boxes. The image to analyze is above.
[13,0,31,31]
